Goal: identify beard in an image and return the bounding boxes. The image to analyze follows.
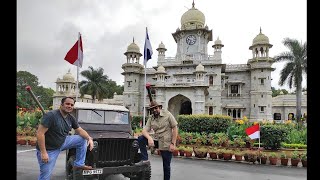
[153,111,160,117]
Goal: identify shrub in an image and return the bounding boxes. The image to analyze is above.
[177,114,232,133]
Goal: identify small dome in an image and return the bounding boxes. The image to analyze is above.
[126,38,140,53]
[63,70,75,81]
[156,41,167,51]
[252,28,269,46]
[181,2,205,29]
[158,42,165,49]
[214,37,222,45]
[157,65,166,73]
[196,63,205,72]
[279,91,284,95]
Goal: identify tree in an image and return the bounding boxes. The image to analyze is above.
[271,87,289,97]
[17,71,54,109]
[274,38,307,129]
[79,66,110,102]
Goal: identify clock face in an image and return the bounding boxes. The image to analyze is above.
[186,35,196,45]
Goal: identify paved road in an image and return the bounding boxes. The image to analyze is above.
[17,145,306,180]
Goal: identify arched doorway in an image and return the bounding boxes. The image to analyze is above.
[168,95,192,118]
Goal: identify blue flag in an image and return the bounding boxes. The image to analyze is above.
[144,27,153,66]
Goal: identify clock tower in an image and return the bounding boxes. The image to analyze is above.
[172,1,212,63]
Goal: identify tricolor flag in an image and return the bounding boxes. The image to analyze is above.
[245,124,260,139]
[64,32,83,67]
[143,27,153,66]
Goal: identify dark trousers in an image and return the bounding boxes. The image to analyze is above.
[138,135,173,180]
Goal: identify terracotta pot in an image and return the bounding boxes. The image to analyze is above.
[301,160,307,167]
[17,139,27,145]
[280,158,289,166]
[28,140,37,146]
[218,153,224,159]
[235,155,243,161]
[184,151,193,157]
[260,157,267,164]
[290,159,300,166]
[223,153,232,160]
[209,152,217,159]
[269,157,278,165]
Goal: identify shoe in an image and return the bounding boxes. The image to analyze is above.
[135,160,150,166]
[73,165,93,170]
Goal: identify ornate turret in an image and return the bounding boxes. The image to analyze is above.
[124,37,142,63]
[156,41,167,63]
[249,28,273,58]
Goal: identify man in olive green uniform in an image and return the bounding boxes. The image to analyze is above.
[138,101,178,180]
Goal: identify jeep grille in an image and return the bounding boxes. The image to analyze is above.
[96,138,136,167]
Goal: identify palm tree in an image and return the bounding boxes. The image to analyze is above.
[79,66,110,103]
[274,38,307,129]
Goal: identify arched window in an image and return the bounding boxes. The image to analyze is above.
[209,106,213,115]
[274,113,281,120]
[209,76,213,86]
[232,109,237,118]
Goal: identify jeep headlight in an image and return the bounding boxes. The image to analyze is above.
[93,141,98,149]
[132,140,139,149]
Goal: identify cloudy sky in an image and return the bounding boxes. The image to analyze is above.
[17,0,306,91]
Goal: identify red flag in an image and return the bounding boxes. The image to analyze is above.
[245,124,260,139]
[64,33,83,67]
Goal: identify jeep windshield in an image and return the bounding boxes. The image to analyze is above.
[77,109,129,124]
[73,102,130,124]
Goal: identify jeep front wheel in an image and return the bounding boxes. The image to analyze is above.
[66,155,75,180]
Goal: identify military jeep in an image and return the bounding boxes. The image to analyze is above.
[65,102,151,180]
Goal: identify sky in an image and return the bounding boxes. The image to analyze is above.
[17,0,307,91]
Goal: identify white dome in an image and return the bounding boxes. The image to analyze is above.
[181,2,205,29]
[62,70,75,81]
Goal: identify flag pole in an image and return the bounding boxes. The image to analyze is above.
[143,63,147,128]
[142,27,152,128]
[259,136,261,164]
[76,32,80,102]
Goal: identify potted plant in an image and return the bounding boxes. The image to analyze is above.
[217,148,224,159]
[177,146,185,157]
[290,150,300,167]
[247,150,257,163]
[223,149,233,161]
[234,150,243,161]
[193,146,208,158]
[280,151,288,166]
[259,152,268,164]
[184,146,193,158]
[208,147,218,159]
[269,152,278,165]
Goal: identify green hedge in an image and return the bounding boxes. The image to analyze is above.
[260,124,288,150]
[131,115,143,130]
[177,114,232,133]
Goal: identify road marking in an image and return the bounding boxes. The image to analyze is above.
[17,149,36,154]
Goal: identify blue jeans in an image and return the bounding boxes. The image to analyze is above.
[36,135,87,180]
[138,135,172,180]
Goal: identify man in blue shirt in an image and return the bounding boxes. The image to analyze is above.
[36,96,93,180]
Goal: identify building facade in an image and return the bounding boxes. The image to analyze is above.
[122,2,278,121]
[53,2,307,122]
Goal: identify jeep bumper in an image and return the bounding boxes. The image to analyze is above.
[82,161,150,176]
